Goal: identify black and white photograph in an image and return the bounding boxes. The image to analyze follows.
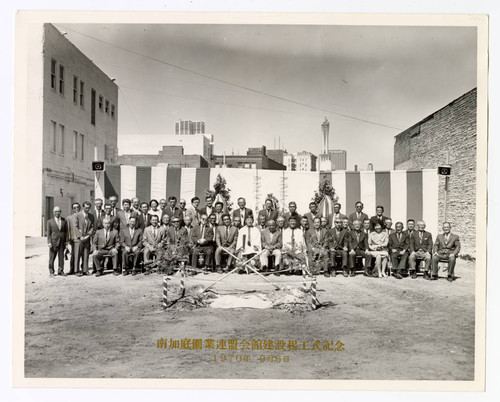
[12,11,488,391]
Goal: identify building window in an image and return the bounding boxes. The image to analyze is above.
[72,131,78,158]
[98,95,103,111]
[79,81,85,107]
[91,89,96,125]
[50,59,56,90]
[79,134,84,161]
[73,76,78,103]
[58,124,65,155]
[59,65,65,95]
[105,99,109,114]
[111,104,115,118]
[50,120,56,152]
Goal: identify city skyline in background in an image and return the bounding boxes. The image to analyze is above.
[53,23,477,170]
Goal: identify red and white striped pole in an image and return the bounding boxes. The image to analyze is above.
[310,277,320,310]
[162,276,168,309]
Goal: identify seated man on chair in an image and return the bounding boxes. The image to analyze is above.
[348,219,372,277]
[306,217,330,277]
[328,218,349,277]
[432,222,461,282]
[120,216,143,276]
[92,217,119,277]
[408,220,433,280]
[142,215,166,274]
[281,216,307,275]
[260,219,282,274]
[191,214,215,274]
[235,216,262,274]
[388,222,409,279]
[215,213,238,273]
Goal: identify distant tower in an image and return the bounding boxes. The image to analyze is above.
[321,117,330,154]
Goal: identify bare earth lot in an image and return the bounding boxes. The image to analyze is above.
[24,237,475,380]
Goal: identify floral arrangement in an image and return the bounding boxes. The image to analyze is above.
[206,173,233,212]
[312,177,339,205]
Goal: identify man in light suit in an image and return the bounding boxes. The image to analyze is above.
[186,196,201,226]
[282,201,301,228]
[191,214,215,273]
[236,216,262,271]
[232,197,253,224]
[75,201,95,276]
[370,205,390,231]
[213,201,225,226]
[260,219,282,273]
[120,216,143,276]
[328,218,349,277]
[408,220,433,279]
[281,217,306,275]
[258,199,279,225]
[348,201,369,230]
[328,202,348,228]
[215,213,238,273]
[388,222,410,279]
[116,198,138,233]
[142,215,166,274]
[306,217,330,276]
[432,222,461,281]
[47,206,68,276]
[108,195,122,222]
[92,217,119,277]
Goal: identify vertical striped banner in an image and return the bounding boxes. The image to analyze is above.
[166,167,182,201]
[360,171,376,216]
[422,169,439,239]
[120,165,136,202]
[375,172,391,217]
[104,165,121,201]
[406,170,423,223]
[151,166,167,202]
[330,171,347,212]
[195,168,211,203]
[345,172,361,215]
[180,168,196,203]
[136,167,152,203]
[390,170,407,227]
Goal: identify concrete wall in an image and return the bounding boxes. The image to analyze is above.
[394,88,477,256]
[117,153,208,168]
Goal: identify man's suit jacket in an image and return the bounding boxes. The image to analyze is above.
[410,231,433,253]
[261,229,282,250]
[184,225,195,244]
[165,226,189,247]
[93,228,119,251]
[433,233,461,255]
[216,225,238,248]
[303,212,321,230]
[67,213,82,242]
[258,209,279,224]
[142,225,166,250]
[282,212,302,228]
[77,212,95,241]
[388,231,410,252]
[97,214,118,232]
[120,227,143,249]
[191,223,214,245]
[348,230,369,251]
[199,205,214,218]
[370,214,390,230]
[91,209,106,228]
[305,228,329,248]
[328,213,348,228]
[116,209,138,232]
[161,206,183,221]
[329,228,350,250]
[185,206,200,226]
[232,208,254,223]
[348,212,369,228]
[136,212,152,231]
[47,217,68,247]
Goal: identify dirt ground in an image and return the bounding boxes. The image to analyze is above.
[23,237,475,380]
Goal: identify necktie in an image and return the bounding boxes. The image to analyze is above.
[130,228,134,238]
[248,227,251,246]
[105,230,109,242]
[56,218,61,230]
[201,225,205,240]
[241,209,245,221]
[445,234,449,243]
[419,231,423,240]
[291,229,295,248]
[398,233,401,242]
[226,226,229,240]
[153,227,157,240]
[356,232,360,243]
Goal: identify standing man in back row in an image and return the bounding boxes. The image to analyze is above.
[348,201,369,230]
[47,206,68,277]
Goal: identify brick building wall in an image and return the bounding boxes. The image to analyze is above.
[394,88,477,256]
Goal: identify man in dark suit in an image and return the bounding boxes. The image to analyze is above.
[161,196,183,221]
[232,197,253,224]
[75,201,95,276]
[403,219,416,237]
[116,198,138,233]
[362,218,372,236]
[199,195,215,218]
[370,205,390,230]
[215,213,239,273]
[47,206,68,276]
[212,201,225,226]
[408,220,433,279]
[348,201,369,229]
[98,203,119,231]
[67,202,81,275]
[136,202,151,231]
[120,216,143,276]
[306,217,330,276]
[165,216,189,248]
[91,198,106,224]
[432,222,461,281]
[191,214,214,273]
[260,219,282,273]
[142,215,166,274]
[92,217,119,277]
[348,219,372,277]
[282,201,302,228]
[328,218,349,277]
[258,199,279,225]
[303,202,320,230]
[388,222,410,279]
[328,202,348,228]
[108,195,122,221]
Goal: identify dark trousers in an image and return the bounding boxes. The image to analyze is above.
[76,239,91,273]
[349,249,372,270]
[93,248,118,271]
[432,252,457,276]
[122,248,142,271]
[329,249,348,269]
[391,251,408,271]
[71,240,83,274]
[192,246,214,268]
[48,243,65,274]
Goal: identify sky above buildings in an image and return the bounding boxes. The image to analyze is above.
[53,22,477,170]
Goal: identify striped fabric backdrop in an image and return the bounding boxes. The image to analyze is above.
[104,166,439,236]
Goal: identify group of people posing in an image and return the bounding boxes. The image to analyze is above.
[46,195,461,282]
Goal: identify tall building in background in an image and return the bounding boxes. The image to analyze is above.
[25,23,118,236]
[318,117,334,171]
[329,150,347,170]
[175,120,205,135]
[284,151,317,171]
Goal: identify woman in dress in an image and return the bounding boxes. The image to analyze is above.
[368,222,389,277]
